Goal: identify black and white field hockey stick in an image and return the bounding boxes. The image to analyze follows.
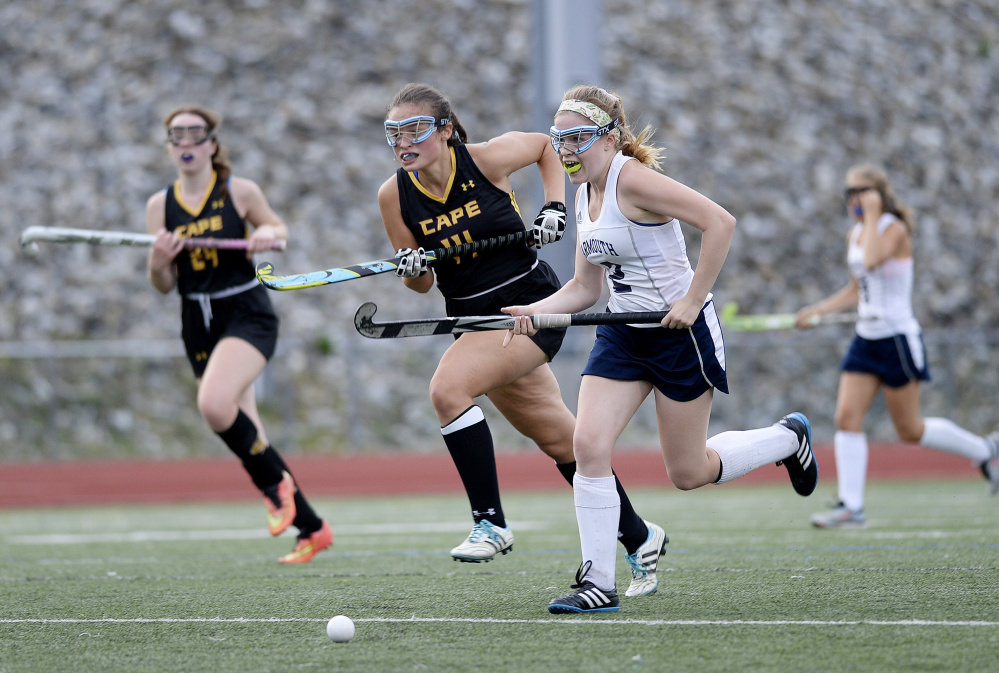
[353,301,668,338]
[255,230,531,291]
[20,226,286,256]
[719,301,858,331]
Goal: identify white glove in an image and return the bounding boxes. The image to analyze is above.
[530,201,566,249]
[395,247,428,278]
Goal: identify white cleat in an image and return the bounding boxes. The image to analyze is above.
[625,521,669,597]
[450,520,513,563]
[811,503,867,528]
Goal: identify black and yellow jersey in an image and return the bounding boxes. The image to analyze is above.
[396,145,535,298]
[163,172,255,295]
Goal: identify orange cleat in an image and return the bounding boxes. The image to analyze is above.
[264,471,297,536]
[279,520,334,564]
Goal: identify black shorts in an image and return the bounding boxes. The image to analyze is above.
[181,284,279,378]
[581,300,729,401]
[840,332,930,388]
[444,261,565,361]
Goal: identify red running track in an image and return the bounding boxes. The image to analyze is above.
[0,443,983,509]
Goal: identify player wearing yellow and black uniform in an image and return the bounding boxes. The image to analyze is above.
[378,84,669,599]
[163,170,278,370]
[147,105,332,564]
[395,141,564,362]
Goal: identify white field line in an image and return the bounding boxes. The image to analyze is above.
[1,617,996,627]
[5,521,547,545]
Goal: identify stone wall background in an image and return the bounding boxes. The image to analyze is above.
[1,0,996,460]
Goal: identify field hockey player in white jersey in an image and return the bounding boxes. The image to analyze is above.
[503,85,819,614]
[797,164,999,529]
[379,84,669,597]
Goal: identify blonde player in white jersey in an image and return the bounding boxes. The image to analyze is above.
[798,164,999,528]
[502,85,819,614]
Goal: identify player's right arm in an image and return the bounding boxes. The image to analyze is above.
[378,176,434,293]
[145,190,183,294]
[503,191,604,318]
[795,227,861,327]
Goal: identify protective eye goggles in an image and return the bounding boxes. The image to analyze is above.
[549,119,620,155]
[384,116,450,147]
[166,125,214,146]
[843,186,875,200]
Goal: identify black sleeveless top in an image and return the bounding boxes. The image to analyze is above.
[395,145,536,298]
[164,173,256,295]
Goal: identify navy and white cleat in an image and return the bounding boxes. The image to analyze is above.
[548,561,620,614]
[776,412,818,496]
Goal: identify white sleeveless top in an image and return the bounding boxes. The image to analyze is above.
[576,152,700,325]
[846,213,920,339]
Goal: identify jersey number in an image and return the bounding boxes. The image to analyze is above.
[601,262,632,294]
[189,247,219,271]
[437,229,477,265]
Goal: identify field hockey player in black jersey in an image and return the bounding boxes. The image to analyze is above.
[377,83,669,598]
[146,105,332,564]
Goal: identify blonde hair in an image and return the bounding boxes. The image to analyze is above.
[557,85,664,170]
[163,104,231,198]
[846,163,914,231]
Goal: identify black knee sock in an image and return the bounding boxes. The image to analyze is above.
[442,406,506,529]
[216,411,284,493]
[268,447,323,537]
[556,461,649,554]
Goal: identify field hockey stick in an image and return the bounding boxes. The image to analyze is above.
[353,301,668,338]
[19,226,286,256]
[255,230,531,291]
[719,302,858,332]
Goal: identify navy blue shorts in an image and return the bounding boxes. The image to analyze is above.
[840,333,930,388]
[581,302,729,402]
[181,284,279,378]
[444,261,565,362]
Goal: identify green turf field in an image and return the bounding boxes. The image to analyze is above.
[2,480,997,672]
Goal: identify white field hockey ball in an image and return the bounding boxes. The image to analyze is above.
[326,615,355,643]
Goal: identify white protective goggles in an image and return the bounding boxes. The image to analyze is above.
[549,119,620,155]
[384,116,450,147]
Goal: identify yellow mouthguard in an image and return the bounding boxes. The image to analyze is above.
[563,161,582,174]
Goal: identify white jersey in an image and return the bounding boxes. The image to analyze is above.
[846,213,920,340]
[576,152,700,326]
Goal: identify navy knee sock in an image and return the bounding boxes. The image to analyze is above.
[268,447,323,537]
[216,411,322,536]
[216,410,283,493]
[442,406,506,529]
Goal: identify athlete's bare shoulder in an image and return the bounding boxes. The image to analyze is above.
[227,175,262,200]
[145,187,166,210]
[468,131,547,186]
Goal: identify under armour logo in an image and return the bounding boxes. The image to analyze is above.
[461,180,475,191]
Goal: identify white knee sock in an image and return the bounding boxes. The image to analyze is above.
[573,474,620,591]
[835,431,868,512]
[710,424,798,484]
[920,417,990,462]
